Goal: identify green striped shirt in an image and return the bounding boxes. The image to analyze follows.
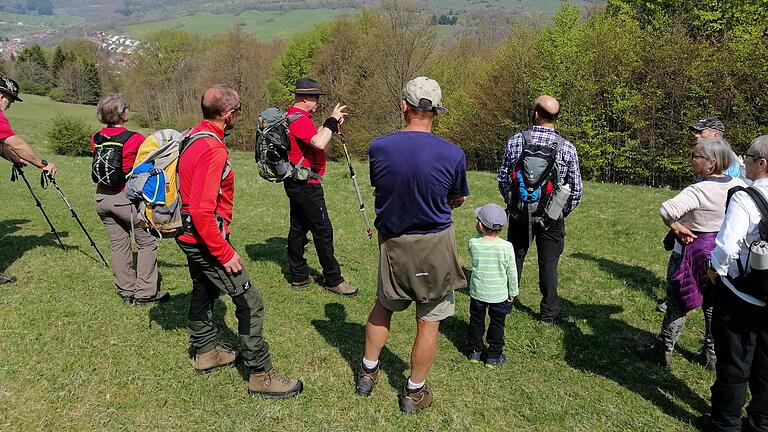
[468,235,518,303]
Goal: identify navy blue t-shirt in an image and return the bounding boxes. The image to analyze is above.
[369,131,470,235]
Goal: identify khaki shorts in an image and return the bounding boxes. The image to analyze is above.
[377,282,455,322]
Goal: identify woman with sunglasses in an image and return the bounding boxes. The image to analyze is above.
[635,137,745,368]
[91,95,166,307]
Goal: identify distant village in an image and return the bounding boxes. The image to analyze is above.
[0,20,140,66]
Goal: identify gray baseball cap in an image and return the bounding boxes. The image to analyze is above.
[402,76,448,114]
[689,117,725,133]
[475,204,507,231]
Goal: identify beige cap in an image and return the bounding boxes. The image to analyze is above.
[402,76,447,113]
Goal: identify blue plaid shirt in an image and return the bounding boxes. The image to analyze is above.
[497,126,583,216]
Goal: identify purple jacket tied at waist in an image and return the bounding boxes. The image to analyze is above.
[671,231,717,313]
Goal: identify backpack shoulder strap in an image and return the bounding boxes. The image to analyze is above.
[743,187,768,219]
[286,113,304,124]
[521,130,532,151]
[179,131,222,156]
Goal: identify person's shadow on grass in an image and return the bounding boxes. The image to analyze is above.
[571,252,666,303]
[560,298,709,423]
[311,302,408,391]
[0,218,73,272]
[245,237,322,283]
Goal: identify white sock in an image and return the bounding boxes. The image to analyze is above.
[362,357,379,370]
[407,377,424,391]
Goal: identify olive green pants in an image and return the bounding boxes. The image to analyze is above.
[177,240,272,372]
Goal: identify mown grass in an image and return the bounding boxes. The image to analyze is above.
[123,9,358,40]
[0,96,715,431]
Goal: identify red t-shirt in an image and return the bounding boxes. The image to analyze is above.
[286,106,325,184]
[90,127,145,192]
[176,120,235,265]
[0,109,16,140]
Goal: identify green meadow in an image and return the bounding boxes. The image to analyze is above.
[0,95,714,431]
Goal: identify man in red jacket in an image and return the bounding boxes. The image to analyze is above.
[176,85,302,398]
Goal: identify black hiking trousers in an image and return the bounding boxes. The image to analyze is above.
[283,178,343,287]
[507,216,565,320]
[710,282,768,432]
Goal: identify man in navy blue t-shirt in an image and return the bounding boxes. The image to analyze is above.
[356,77,469,414]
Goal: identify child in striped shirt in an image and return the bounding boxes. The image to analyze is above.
[468,203,518,368]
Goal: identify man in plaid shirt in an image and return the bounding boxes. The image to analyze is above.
[497,95,582,325]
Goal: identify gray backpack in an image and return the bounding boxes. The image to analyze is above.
[254,108,322,183]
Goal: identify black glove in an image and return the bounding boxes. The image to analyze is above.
[323,117,339,134]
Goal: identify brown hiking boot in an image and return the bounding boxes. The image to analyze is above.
[193,345,238,374]
[326,280,358,296]
[290,276,313,291]
[399,382,433,414]
[356,363,379,397]
[248,369,303,399]
[634,343,672,368]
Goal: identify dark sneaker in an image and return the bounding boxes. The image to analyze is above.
[485,353,508,369]
[248,369,303,399]
[290,276,313,291]
[0,272,17,284]
[193,344,238,374]
[399,382,433,414]
[469,351,483,365]
[356,363,379,397]
[326,280,358,296]
[118,294,134,305]
[634,343,672,368]
[134,290,170,307]
[694,349,717,370]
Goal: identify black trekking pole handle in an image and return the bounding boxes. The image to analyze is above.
[337,127,373,239]
[40,167,109,267]
[11,163,66,250]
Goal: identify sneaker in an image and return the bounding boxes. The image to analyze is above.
[248,368,304,399]
[694,349,717,370]
[193,344,238,374]
[634,343,672,368]
[325,280,358,296]
[399,382,433,414]
[356,362,379,397]
[485,353,508,369]
[468,351,483,365]
[290,276,313,291]
[134,291,170,307]
[0,272,17,284]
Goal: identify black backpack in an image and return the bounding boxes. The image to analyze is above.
[254,108,303,183]
[724,186,768,302]
[507,130,566,218]
[91,130,137,186]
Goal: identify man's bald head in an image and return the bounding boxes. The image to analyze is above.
[533,95,560,123]
[201,85,239,120]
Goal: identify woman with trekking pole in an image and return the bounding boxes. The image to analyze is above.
[90,95,167,306]
[635,137,745,369]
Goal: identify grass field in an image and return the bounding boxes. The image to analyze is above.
[0,96,717,431]
[123,9,357,40]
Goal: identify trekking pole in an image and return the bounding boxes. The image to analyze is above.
[10,163,65,250]
[337,125,373,239]
[39,169,109,266]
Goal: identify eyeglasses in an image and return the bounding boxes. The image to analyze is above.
[229,104,242,115]
[743,153,764,161]
[122,103,130,113]
[690,153,707,159]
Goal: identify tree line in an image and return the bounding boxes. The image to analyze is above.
[6,0,767,187]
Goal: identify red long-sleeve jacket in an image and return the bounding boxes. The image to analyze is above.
[176,120,235,265]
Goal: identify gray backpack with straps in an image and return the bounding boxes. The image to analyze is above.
[254,108,323,183]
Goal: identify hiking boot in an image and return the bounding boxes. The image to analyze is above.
[656,300,668,313]
[485,353,508,369]
[193,344,238,374]
[325,280,358,296]
[469,351,483,365]
[290,276,313,291]
[248,369,303,399]
[118,294,134,305]
[538,315,564,326]
[356,363,379,397]
[134,291,170,307]
[695,349,717,370]
[0,272,17,284]
[399,382,433,414]
[634,343,672,368]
